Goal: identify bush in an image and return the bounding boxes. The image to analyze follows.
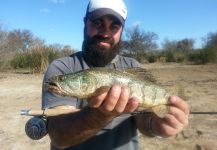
[145,52,158,63]
[187,49,217,64]
[10,47,61,73]
[164,51,175,62]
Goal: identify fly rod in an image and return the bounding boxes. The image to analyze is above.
[20,109,217,117]
[22,108,217,140]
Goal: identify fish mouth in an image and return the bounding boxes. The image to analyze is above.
[44,81,62,95]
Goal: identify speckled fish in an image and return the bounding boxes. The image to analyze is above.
[44,68,173,118]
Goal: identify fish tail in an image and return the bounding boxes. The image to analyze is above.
[168,84,187,101]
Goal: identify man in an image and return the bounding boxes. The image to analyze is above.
[42,0,190,149]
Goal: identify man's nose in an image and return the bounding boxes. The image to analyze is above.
[98,27,113,38]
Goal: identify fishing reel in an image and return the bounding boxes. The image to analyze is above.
[25,117,48,140]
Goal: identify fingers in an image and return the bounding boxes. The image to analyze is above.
[151,96,190,137]
[152,117,178,136]
[168,106,189,126]
[114,86,130,113]
[152,112,186,137]
[89,85,138,115]
[102,85,121,111]
[165,96,189,130]
[163,114,184,131]
[124,97,139,113]
[89,91,107,108]
[169,96,190,115]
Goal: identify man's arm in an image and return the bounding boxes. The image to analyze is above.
[48,107,113,149]
[47,85,138,149]
[136,96,189,137]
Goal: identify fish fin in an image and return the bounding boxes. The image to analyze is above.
[167,84,187,101]
[91,86,110,97]
[151,105,170,118]
[124,67,157,83]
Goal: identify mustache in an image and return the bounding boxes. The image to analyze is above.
[90,34,114,44]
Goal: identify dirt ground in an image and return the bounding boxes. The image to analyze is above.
[0,63,217,150]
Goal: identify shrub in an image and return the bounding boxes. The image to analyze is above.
[187,48,217,64]
[10,47,61,73]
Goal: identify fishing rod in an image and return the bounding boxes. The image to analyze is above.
[20,108,217,117]
[20,108,217,141]
[131,111,217,115]
[189,112,217,115]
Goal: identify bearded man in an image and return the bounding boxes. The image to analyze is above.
[42,0,189,150]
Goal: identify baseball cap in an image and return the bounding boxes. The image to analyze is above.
[85,0,127,26]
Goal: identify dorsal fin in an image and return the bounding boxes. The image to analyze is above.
[123,67,157,83]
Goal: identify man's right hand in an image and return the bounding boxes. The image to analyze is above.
[88,85,139,117]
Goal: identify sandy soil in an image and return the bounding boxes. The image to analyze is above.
[0,63,217,150]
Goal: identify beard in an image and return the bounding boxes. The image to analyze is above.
[82,31,122,67]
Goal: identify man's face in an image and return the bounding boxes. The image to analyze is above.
[82,15,123,67]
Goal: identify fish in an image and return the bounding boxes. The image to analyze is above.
[44,67,174,118]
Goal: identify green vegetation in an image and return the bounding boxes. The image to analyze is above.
[11,47,57,73]
[9,46,74,73]
[0,25,216,73]
[0,27,75,73]
[122,27,217,64]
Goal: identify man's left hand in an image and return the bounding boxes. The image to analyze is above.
[151,96,190,137]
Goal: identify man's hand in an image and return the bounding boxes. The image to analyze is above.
[88,85,139,117]
[151,96,190,137]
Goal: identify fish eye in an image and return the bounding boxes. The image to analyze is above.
[59,76,65,81]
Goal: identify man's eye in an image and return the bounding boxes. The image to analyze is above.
[111,24,121,31]
[92,20,102,28]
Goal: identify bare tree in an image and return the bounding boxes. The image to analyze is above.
[162,38,194,52]
[0,24,11,68]
[122,26,158,61]
[7,29,34,52]
[30,37,45,49]
[0,26,8,52]
[61,45,75,56]
[162,39,177,52]
[203,32,217,49]
[177,38,194,52]
[201,32,217,62]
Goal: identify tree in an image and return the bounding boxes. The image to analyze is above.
[203,32,217,49]
[162,38,194,62]
[7,29,34,52]
[162,38,194,52]
[201,32,217,63]
[177,38,194,52]
[122,26,158,61]
[0,25,8,52]
[61,45,75,56]
[0,24,11,68]
[162,39,177,52]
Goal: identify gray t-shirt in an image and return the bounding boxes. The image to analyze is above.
[42,51,142,150]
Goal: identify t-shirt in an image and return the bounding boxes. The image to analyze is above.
[42,51,143,150]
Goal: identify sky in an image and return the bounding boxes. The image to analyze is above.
[0,0,217,50]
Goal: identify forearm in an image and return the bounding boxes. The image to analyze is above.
[48,107,113,149]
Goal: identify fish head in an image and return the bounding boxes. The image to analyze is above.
[44,74,79,97]
[44,72,95,98]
